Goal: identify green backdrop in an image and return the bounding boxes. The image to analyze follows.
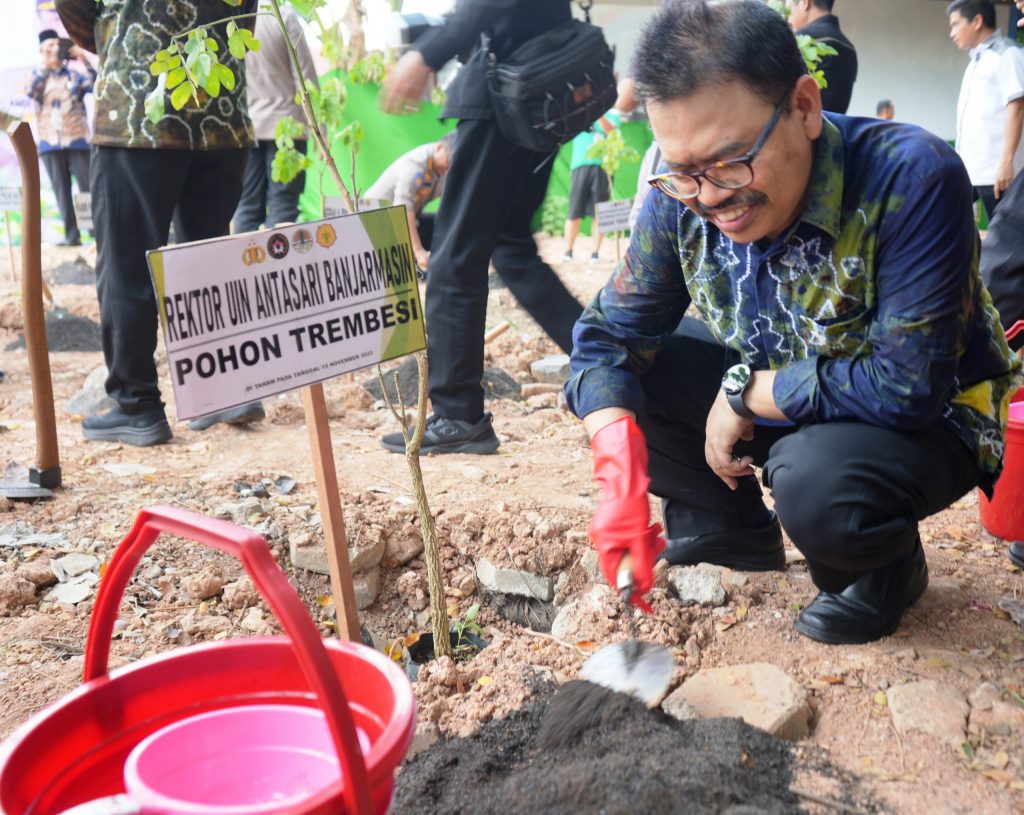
[299,78,654,236]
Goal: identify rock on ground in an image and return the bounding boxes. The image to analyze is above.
[476,557,554,601]
[354,566,381,610]
[663,663,812,741]
[0,574,38,614]
[886,681,968,746]
[667,564,726,607]
[180,566,227,600]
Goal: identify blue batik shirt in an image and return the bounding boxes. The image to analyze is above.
[566,114,1022,492]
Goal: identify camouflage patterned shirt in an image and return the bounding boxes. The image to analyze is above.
[55,0,256,150]
[566,115,1023,491]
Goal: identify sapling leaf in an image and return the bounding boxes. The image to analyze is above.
[205,38,219,52]
[226,20,238,37]
[150,60,168,76]
[166,67,187,89]
[205,74,221,97]
[170,81,193,111]
[144,73,167,124]
[222,0,244,5]
[215,62,235,91]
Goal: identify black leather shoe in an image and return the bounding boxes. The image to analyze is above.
[82,405,172,447]
[381,412,499,455]
[188,401,265,431]
[659,512,784,571]
[1009,542,1024,570]
[795,540,928,645]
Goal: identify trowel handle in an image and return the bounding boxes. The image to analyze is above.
[616,553,635,595]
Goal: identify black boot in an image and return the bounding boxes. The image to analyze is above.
[1009,542,1024,570]
[659,512,785,571]
[795,539,928,645]
[82,405,172,447]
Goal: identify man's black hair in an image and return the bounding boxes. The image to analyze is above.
[947,0,997,30]
[631,0,807,108]
[876,99,893,115]
[811,0,835,12]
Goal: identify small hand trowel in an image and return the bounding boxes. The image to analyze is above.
[580,554,674,707]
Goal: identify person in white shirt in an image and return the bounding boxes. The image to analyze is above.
[949,0,1024,219]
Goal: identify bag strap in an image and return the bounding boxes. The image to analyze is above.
[577,0,594,24]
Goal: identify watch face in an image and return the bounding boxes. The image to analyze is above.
[722,364,752,395]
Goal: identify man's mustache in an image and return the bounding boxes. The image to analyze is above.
[697,191,769,219]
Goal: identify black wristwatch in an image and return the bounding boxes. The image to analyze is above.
[722,363,755,419]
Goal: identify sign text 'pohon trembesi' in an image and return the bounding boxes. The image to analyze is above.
[147,206,426,420]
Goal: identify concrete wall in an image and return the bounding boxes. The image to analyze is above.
[589,0,1013,142]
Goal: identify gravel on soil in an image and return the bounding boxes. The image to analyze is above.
[4,309,101,352]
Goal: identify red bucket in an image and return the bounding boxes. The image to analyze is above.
[979,320,1024,540]
[0,506,416,815]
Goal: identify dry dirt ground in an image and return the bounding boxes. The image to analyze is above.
[0,239,1022,815]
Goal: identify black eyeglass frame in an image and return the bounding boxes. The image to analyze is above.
[646,89,793,201]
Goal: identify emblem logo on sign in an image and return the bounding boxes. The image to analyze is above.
[316,223,336,249]
[292,228,314,254]
[242,241,266,266]
[267,233,289,260]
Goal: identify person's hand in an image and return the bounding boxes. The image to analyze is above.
[1017,0,1024,25]
[589,416,665,613]
[68,45,84,61]
[414,247,431,270]
[995,159,1015,200]
[381,50,434,114]
[705,388,756,490]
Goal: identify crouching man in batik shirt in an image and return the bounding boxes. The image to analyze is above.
[567,0,1022,644]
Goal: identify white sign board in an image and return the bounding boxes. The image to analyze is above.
[148,206,426,420]
[595,199,633,234]
[0,186,20,212]
[73,191,92,230]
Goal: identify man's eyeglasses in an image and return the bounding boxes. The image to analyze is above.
[647,90,792,201]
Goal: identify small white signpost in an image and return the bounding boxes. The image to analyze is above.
[595,198,633,234]
[72,191,92,231]
[0,186,20,283]
[148,206,426,420]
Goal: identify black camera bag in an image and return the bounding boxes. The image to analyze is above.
[484,18,616,153]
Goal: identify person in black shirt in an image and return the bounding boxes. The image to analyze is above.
[379,0,584,455]
[787,0,858,114]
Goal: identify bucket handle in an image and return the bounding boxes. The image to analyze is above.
[1007,320,1024,343]
[82,505,373,815]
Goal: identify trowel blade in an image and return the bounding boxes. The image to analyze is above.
[581,639,674,708]
[0,480,54,500]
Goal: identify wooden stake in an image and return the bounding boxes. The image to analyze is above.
[4,211,15,284]
[300,383,361,641]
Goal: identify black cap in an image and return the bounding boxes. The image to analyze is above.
[39,29,59,45]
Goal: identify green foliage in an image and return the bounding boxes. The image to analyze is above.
[796,34,837,90]
[348,52,387,86]
[452,603,482,655]
[538,194,569,236]
[585,128,640,192]
[764,1,838,91]
[272,115,311,183]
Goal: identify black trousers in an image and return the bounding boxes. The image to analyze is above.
[91,145,247,413]
[40,148,90,243]
[426,118,584,419]
[639,319,983,585]
[417,211,435,251]
[975,185,999,223]
[233,139,307,233]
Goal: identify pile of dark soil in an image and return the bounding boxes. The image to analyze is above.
[392,681,818,815]
[4,309,102,352]
[50,258,95,285]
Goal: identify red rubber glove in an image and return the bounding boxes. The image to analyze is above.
[588,416,665,613]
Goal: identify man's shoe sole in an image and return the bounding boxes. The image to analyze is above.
[82,421,172,447]
[188,403,265,431]
[380,436,500,455]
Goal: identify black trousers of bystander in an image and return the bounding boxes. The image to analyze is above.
[233,139,308,233]
[40,148,90,244]
[90,145,247,413]
[638,318,983,588]
[425,118,584,420]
